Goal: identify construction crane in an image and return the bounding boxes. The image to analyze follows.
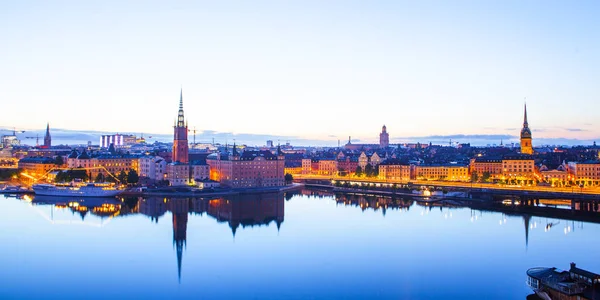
[188,126,197,146]
[25,134,40,146]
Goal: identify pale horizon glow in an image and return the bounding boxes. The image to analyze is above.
[1,1,599,146]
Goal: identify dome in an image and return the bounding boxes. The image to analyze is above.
[521,127,532,138]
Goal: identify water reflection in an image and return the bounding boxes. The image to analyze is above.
[5,189,599,299]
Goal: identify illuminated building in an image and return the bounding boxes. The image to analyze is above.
[191,162,210,181]
[100,134,137,148]
[568,161,600,186]
[166,163,189,186]
[378,159,411,181]
[540,164,569,186]
[337,156,358,175]
[301,158,312,174]
[358,152,368,169]
[18,157,56,178]
[172,89,189,164]
[502,155,536,183]
[139,156,167,182]
[379,125,389,148]
[470,157,503,179]
[413,164,469,181]
[43,123,51,148]
[369,152,381,166]
[66,149,140,178]
[318,158,338,175]
[520,103,533,155]
[206,145,285,188]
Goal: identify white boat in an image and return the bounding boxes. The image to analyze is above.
[32,183,123,197]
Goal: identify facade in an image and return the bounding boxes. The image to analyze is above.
[470,157,503,179]
[337,157,358,175]
[100,134,137,148]
[370,152,382,166]
[207,147,285,188]
[414,164,469,181]
[502,155,536,182]
[358,152,368,169]
[166,163,189,186]
[66,149,140,178]
[301,158,312,175]
[520,104,533,155]
[18,157,56,178]
[139,156,167,182]
[378,160,411,181]
[379,125,389,148]
[192,163,210,181]
[318,159,338,176]
[568,161,600,186]
[172,89,189,164]
[43,123,51,148]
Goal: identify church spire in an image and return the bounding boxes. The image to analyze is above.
[523,103,528,127]
[177,88,185,128]
[44,122,51,147]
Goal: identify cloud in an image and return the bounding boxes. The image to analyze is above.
[410,134,516,140]
[504,128,518,131]
[564,128,587,132]
[533,129,548,132]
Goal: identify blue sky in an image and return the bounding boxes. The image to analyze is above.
[1,1,599,145]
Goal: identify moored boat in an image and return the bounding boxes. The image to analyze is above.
[32,183,123,197]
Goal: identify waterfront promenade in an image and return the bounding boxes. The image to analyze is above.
[295,175,600,204]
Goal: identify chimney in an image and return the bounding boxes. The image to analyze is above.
[570,262,576,270]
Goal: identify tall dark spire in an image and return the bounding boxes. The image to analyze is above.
[44,123,51,147]
[523,103,528,127]
[177,88,185,128]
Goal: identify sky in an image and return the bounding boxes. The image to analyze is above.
[1,1,599,146]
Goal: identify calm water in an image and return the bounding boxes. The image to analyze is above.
[1,190,598,300]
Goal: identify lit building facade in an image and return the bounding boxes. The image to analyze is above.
[413,165,469,181]
[100,134,137,148]
[18,157,56,178]
[139,156,167,182]
[207,147,285,188]
[166,163,189,186]
[568,161,600,186]
[501,155,536,183]
[470,157,503,179]
[318,159,338,175]
[378,160,411,181]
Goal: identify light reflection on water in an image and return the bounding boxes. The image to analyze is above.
[0,190,599,300]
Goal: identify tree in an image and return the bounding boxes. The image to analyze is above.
[365,164,374,177]
[117,171,128,184]
[95,173,105,183]
[54,156,64,166]
[284,173,293,184]
[471,172,479,183]
[355,166,363,177]
[481,172,491,183]
[127,169,139,185]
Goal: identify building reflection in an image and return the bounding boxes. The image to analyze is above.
[137,192,285,282]
[333,193,413,215]
[22,189,600,283]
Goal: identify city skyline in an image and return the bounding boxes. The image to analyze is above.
[2,1,599,143]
